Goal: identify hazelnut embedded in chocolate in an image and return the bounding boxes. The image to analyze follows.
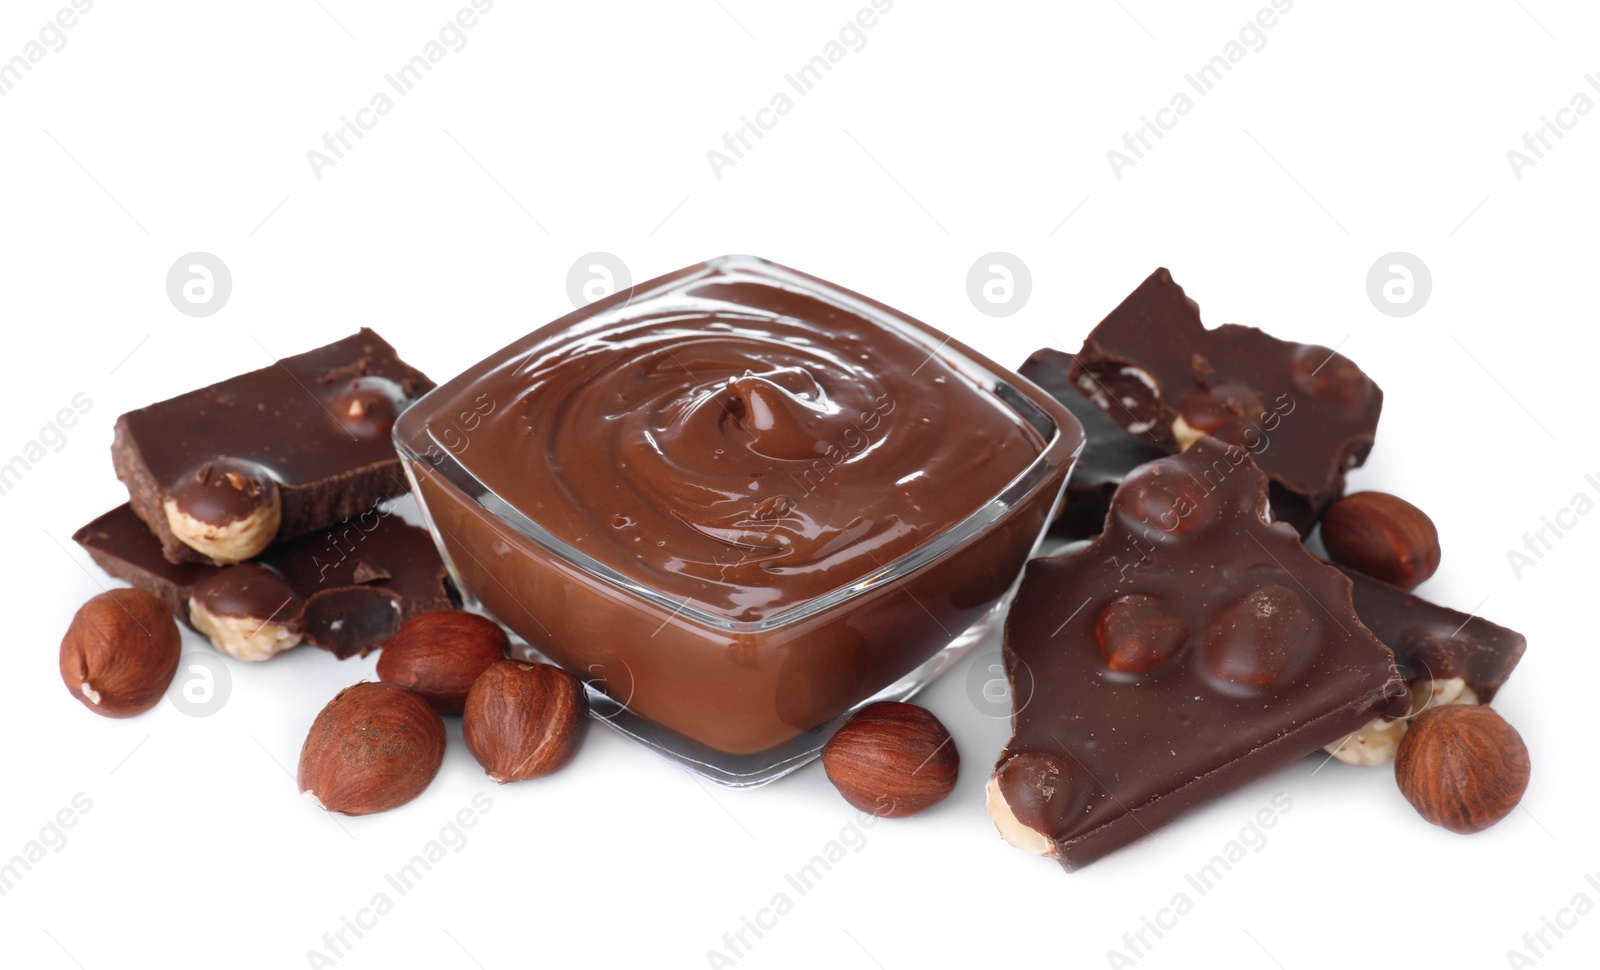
[1112,461,1219,541]
[162,458,282,562]
[986,752,1088,858]
[1197,585,1316,694]
[326,377,406,440]
[1324,677,1483,766]
[1095,594,1188,674]
[1288,343,1376,414]
[188,563,303,662]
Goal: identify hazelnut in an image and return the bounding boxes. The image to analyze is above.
[1413,676,1479,710]
[1324,716,1409,766]
[1320,491,1441,591]
[376,611,510,714]
[1095,594,1188,674]
[462,660,588,783]
[986,752,1085,857]
[298,682,446,815]
[1196,585,1314,693]
[326,377,406,439]
[1394,704,1529,834]
[60,588,182,718]
[1324,677,1482,766]
[163,458,282,562]
[1289,344,1376,413]
[821,701,959,818]
[187,564,303,662]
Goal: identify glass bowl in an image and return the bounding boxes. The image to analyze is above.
[394,255,1084,785]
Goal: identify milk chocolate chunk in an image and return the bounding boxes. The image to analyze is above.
[990,438,1407,871]
[1337,564,1526,702]
[1068,269,1382,533]
[1018,348,1167,539]
[112,329,433,565]
[73,504,457,660]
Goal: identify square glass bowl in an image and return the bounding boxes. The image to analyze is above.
[394,256,1084,786]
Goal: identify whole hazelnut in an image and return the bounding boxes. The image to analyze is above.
[60,588,181,718]
[1394,704,1529,834]
[376,611,510,714]
[821,701,959,818]
[298,682,446,815]
[463,660,588,783]
[1320,491,1441,590]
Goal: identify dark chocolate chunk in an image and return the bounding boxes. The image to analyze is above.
[1018,348,1170,539]
[990,437,1406,871]
[73,504,457,660]
[190,563,301,622]
[1068,269,1382,532]
[112,329,434,565]
[1337,564,1526,702]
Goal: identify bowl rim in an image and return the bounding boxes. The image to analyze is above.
[394,254,1086,634]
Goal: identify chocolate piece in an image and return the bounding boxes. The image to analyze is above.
[991,438,1406,871]
[1337,564,1526,702]
[163,458,283,561]
[189,563,304,661]
[112,329,433,565]
[1068,269,1382,532]
[73,504,458,659]
[1019,348,1169,538]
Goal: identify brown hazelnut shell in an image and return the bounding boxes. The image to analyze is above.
[1394,704,1530,834]
[822,701,959,818]
[60,588,181,718]
[375,611,510,714]
[1321,491,1441,591]
[298,682,446,815]
[463,660,588,783]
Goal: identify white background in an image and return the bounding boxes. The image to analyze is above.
[1,1,1595,967]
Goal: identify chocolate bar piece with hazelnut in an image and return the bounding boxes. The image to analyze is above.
[1336,564,1525,703]
[73,503,458,661]
[988,438,1408,871]
[1018,347,1172,539]
[111,328,434,565]
[1068,268,1383,533]
[1320,564,1527,766]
